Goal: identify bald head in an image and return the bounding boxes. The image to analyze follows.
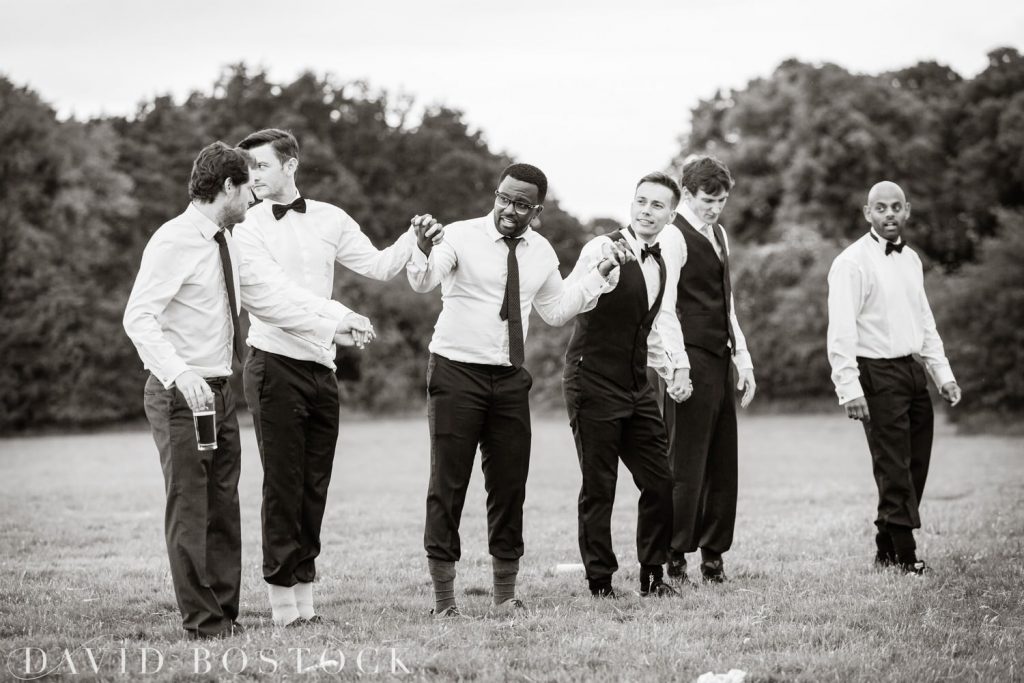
[863,180,911,242]
[866,181,906,206]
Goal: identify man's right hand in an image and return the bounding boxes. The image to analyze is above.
[844,396,870,421]
[411,214,444,256]
[175,370,214,412]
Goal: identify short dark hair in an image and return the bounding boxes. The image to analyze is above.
[679,155,734,197]
[188,142,250,203]
[498,163,548,203]
[236,128,300,164]
[636,171,681,207]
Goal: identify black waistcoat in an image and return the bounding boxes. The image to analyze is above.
[674,218,734,357]
[565,231,664,391]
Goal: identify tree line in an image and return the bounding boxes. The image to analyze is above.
[1,49,1021,433]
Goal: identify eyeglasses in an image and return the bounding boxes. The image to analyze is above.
[494,191,539,215]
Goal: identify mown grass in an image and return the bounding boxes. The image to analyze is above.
[0,414,1021,681]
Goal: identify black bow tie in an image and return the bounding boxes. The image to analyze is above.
[272,197,306,220]
[641,242,662,262]
[885,240,905,256]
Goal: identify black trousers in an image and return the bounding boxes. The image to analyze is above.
[423,354,532,562]
[244,348,340,586]
[664,347,738,558]
[564,367,672,582]
[858,356,934,538]
[143,374,241,637]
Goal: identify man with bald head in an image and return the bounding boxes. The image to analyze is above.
[827,181,962,574]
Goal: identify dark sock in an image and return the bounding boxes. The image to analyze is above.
[888,525,918,565]
[640,564,663,592]
[428,558,456,613]
[492,557,519,605]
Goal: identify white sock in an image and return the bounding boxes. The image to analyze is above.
[268,584,300,626]
[294,582,315,620]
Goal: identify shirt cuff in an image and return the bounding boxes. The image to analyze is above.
[581,268,610,297]
[835,379,865,406]
[929,364,956,389]
[409,245,429,268]
[164,360,192,390]
[731,350,753,372]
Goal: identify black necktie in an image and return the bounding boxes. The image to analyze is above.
[885,240,905,256]
[213,230,245,363]
[709,222,737,351]
[641,242,662,262]
[272,196,306,220]
[499,237,525,368]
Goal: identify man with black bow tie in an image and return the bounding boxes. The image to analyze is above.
[233,128,443,626]
[827,180,961,574]
[564,172,693,598]
[662,155,756,586]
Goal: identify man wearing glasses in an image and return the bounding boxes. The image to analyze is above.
[407,163,632,617]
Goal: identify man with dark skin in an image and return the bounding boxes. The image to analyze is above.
[827,180,962,574]
[407,163,633,616]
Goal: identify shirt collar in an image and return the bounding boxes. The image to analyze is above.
[679,203,705,230]
[485,211,536,245]
[186,202,224,241]
[869,228,903,250]
[268,189,302,207]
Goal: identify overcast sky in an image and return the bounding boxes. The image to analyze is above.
[2,0,1022,222]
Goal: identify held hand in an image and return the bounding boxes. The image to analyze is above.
[737,368,756,408]
[597,241,636,277]
[175,370,214,412]
[337,313,376,350]
[940,381,962,407]
[845,396,870,421]
[667,368,693,403]
[411,214,445,256]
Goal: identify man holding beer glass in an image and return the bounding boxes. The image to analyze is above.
[124,142,253,639]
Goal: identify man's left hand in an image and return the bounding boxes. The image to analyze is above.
[737,368,756,408]
[940,381,962,407]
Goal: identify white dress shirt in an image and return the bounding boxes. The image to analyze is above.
[583,227,690,379]
[676,204,754,371]
[827,229,955,404]
[234,194,418,369]
[406,213,612,366]
[123,203,239,388]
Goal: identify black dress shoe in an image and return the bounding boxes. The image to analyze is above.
[590,585,617,598]
[874,551,896,568]
[901,560,929,575]
[667,556,687,578]
[641,579,679,597]
[300,615,326,625]
[700,559,726,583]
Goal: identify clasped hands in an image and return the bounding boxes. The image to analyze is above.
[597,240,636,276]
[411,214,445,256]
[334,312,375,349]
[666,368,693,403]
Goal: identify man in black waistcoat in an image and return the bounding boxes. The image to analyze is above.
[564,172,693,598]
[662,156,756,585]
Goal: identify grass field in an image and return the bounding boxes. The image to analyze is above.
[1,413,1022,681]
